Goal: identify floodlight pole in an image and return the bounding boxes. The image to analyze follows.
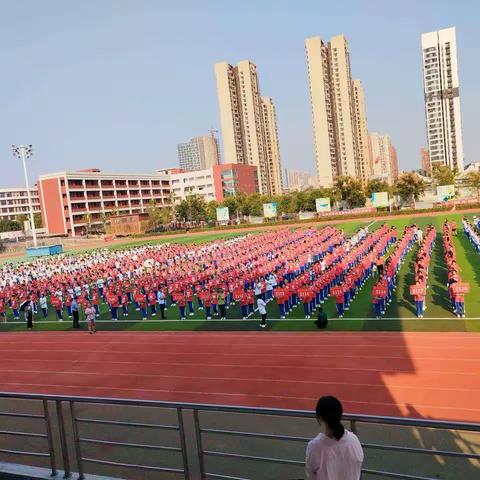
[12,144,37,248]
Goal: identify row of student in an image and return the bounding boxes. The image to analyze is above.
[410,225,436,318]
[372,226,417,318]
[443,221,467,318]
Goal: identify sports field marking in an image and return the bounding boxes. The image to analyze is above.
[2,357,477,375]
[2,381,479,415]
[2,368,478,393]
[0,347,477,362]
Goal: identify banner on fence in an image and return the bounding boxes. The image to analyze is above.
[263,202,278,218]
[216,207,230,222]
[315,197,331,213]
[299,211,315,220]
[317,207,376,218]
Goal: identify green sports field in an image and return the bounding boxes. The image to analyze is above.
[2,211,480,332]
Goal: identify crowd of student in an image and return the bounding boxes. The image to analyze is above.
[443,221,467,318]
[0,227,348,327]
[0,219,474,326]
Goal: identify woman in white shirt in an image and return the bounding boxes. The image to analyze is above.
[306,396,363,480]
[257,297,267,328]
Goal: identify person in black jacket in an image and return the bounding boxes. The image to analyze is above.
[315,306,328,329]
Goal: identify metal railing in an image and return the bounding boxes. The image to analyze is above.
[0,392,479,480]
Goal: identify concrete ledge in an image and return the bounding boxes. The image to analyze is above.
[0,462,123,480]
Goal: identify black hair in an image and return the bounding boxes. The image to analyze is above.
[315,396,345,440]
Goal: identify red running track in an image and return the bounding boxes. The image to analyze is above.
[0,331,479,422]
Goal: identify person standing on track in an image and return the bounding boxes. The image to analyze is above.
[85,302,97,334]
[257,296,267,328]
[157,289,167,319]
[305,396,363,480]
[71,297,80,329]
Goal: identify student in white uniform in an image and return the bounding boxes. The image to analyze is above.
[305,396,363,480]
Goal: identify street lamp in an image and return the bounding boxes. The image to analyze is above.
[12,144,37,248]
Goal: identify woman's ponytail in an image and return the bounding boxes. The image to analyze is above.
[316,396,345,441]
[331,421,345,440]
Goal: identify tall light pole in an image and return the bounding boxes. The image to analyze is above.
[12,144,37,248]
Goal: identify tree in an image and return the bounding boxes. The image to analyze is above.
[243,193,264,217]
[465,171,480,199]
[146,199,165,230]
[15,214,29,232]
[33,213,43,229]
[0,219,21,233]
[365,179,392,197]
[221,196,240,219]
[432,165,456,186]
[333,176,366,209]
[394,172,426,205]
[206,200,219,222]
[174,195,208,222]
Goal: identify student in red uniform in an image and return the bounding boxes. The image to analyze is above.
[201,290,212,320]
[274,286,286,319]
[50,295,63,321]
[334,288,345,318]
[107,290,119,321]
[211,289,219,316]
[185,288,195,316]
[176,292,187,320]
[135,291,147,320]
[239,290,249,319]
[413,282,426,318]
[0,298,6,323]
[91,289,100,317]
[121,292,129,316]
[247,289,255,315]
[148,290,157,316]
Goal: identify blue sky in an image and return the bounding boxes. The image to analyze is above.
[0,0,478,187]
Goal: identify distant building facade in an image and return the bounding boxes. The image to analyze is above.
[0,187,40,221]
[421,147,431,174]
[284,169,317,191]
[369,133,399,185]
[177,134,220,171]
[163,163,258,204]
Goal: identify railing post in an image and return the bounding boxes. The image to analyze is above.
[56,400,71,478]
[42,400,57,477]
[69,402,84,480]
[350,419,357,435]
[177,408,190,480]
[193,409,206,479]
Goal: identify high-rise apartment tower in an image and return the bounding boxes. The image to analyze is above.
[421,27,464,172]
[305,35,371,186]
[214,60,282,195]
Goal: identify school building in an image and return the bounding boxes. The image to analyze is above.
[37,169,172,237]
[37,164,258,237]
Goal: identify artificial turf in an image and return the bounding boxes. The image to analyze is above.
[2,211,480,332]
